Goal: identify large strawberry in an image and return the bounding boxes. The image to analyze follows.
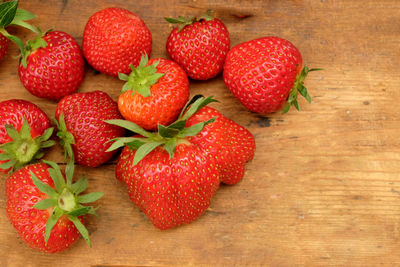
[0,99,54,173]
[18,30,85,100]
[186,105,255,185]
[223,36,320,114]
[54,90,125,167]
[6,161,103,253]
[165,10,230,80]
[107,96,255,229]
[118,54,189,130]
[82,7,152,77]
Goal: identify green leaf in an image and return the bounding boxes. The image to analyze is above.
[4,124,19,141]
[0,152,11,161]
[44,207,63,243]
[39,140,55,148]
[126,140,145,150]
[31,171,58,198]
[133,141,164,165]
[178,118,215,137]
[199,9,213,21]
[167,120,186,131]
[42,160,65,192]
[33,198,57,210]
[71,177,88,195]
[158,124,179,138]
[65,159,74,187]
[0,0,18,27]
[67,206,91,217]
[13,8,35,21]
[293,100,300,111]
[105,119,153,138]
[77,192,104,204]
[0,28,25,64]
[163,138,176,158]
[118,72,129,81]
[121,82,133,93]
[68,216,91,247]
[19,119,31,139]
[164,17,184,24]
[282,103,291,114]
[180,95,218,121]
[0,159,16,170]
[37,127,54,142]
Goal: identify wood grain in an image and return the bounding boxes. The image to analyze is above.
[1,0,400,266]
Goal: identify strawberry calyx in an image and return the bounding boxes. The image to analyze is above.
[53,113,75,162]
[118,53,165,98]
[19,28,49,68]
[106,95,218,165]
[282,65,322,114]
[0,119,55,173]
[0,0,43,67]
[31,160,103,246]
[165,10,213,32]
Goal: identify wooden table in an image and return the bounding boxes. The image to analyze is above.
[1,0,399,266]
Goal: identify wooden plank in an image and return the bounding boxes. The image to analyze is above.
[1,0,400,266]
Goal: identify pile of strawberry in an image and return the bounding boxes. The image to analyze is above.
[0,1,318,254]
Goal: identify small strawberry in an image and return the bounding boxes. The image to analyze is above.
[6,161,103,253]
[118,54,189,130]
[0,99,54,173]
[223,36,320,114]
[0,33,9,62]
[18,30,85,100]
[82,7,152,77]
[54,91,125,167]
[107,96,254,229]
[186,105,255,185]
[165,10,230,80]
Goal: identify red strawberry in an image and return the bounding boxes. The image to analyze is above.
[165,10,230,80]
[55,91,125,167]
[6,161,103,253]
[107,96,254,229]
[82,7,152,77]
[0,33,9,62]
[0,99,54,173]
[186,106,255,185]
[117,55,189,130]
[18,30,85,100]
[223,36,320,114]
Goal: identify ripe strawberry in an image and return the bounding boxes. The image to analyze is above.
[0,33,9,62]
[6,161,103,253]
[82,7,152,77]
[0,99,54,173]
[186,106,255,185]
[118,55,189,130]
[165,10,230,80]
[18,30,85,100]
[55,91,125,167]
[223,36,320,114]
[107,96,255,229]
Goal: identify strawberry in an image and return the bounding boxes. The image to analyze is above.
[6,161,103,253]
[165,10,230,80]
[82,7,152,77]
[0,33,9,62]
[54,91,125,167]
[18,30,85,100]
[0,99,54,173]
[223,36,320,114]
[118,54,189,130]
[186,106,255,185]
[107,96,254,229]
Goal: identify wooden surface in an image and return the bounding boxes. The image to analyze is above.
[1,0,400,266]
